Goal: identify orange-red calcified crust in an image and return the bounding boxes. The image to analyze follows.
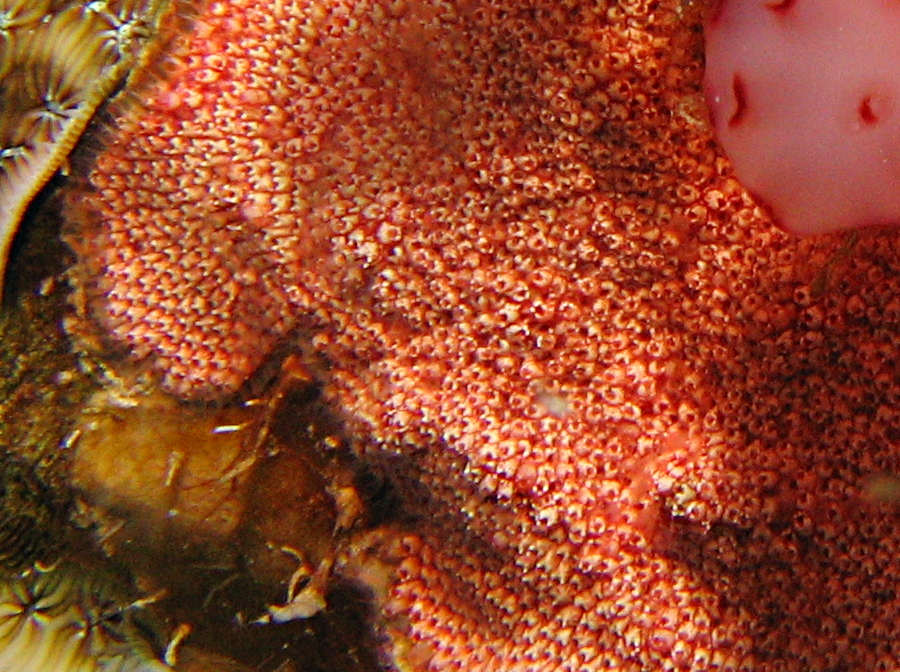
[70,0,900,669]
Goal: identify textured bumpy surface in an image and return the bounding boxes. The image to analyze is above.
[70,0,900,670]
[705,0,900,235]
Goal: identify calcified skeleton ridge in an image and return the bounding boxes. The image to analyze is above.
[0,0,165,294]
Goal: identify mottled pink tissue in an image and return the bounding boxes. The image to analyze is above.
[704,0,900,235]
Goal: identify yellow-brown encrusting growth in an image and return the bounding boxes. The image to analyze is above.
[67,0,900,669]
[0,0,166,295]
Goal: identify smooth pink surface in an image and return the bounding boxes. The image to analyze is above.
[704,0,900,235]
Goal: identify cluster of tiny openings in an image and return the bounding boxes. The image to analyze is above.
[58,0,900,670]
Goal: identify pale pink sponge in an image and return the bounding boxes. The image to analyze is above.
[704,0,900,235]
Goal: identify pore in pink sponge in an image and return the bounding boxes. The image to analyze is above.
[704,0,900,236]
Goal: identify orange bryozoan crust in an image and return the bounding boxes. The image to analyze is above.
[66,0,900,670]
